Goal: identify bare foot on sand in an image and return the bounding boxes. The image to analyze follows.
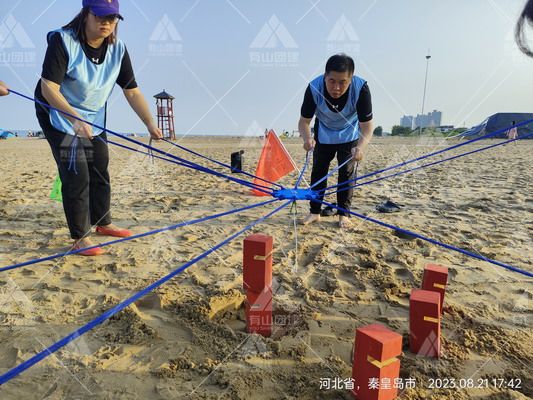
[339,216,352,229]
[301,213,321,225]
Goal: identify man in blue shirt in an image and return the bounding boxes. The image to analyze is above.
[299,54,374,228]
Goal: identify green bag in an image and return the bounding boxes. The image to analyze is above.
[50,174,62,203]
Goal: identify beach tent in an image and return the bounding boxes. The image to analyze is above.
[0,130,15,139]
[459,113,533,139]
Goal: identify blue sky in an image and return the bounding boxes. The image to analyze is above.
[0,0,531,135]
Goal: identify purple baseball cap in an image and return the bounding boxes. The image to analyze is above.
[82,0,124,20]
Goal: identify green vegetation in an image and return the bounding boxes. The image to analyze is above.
[390,126,469,137]
[391,125,412,136]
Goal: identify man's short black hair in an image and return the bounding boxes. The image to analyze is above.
[325,53,355,75]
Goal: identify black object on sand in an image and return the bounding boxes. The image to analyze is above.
[231,150,244,173]
[321,203,338,216]
[376,200,402,213]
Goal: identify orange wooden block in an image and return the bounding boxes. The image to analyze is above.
[352,324,402,400]
[422,264,448,314]
[410,289,441,358]
[243,234,273,292]
[245,287,272,337]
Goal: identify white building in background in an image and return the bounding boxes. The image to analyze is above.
[415,110,442,128]
[400,110,442,129]
[400,115,414,129]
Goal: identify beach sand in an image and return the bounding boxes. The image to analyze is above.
[0,136,531,399]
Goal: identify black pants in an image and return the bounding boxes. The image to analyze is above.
[37,108,111,239]
[310,140,358,216]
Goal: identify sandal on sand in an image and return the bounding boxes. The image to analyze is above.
[96,225,133,238]
[72,243,105,256]
[321,203,338,217]
[376,200,402,213]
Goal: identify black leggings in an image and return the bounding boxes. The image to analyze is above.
[37,109,111,239]
[309,140,358,216]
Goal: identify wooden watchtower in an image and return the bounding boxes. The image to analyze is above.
[154,90,176,140]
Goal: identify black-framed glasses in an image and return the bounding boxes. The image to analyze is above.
[90,12,120,24]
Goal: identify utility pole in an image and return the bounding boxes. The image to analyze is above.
[419,50,431,135]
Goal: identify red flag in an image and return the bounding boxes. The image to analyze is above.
[251,130,296,196]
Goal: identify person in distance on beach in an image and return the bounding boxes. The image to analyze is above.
[34,0,163,256]
[298,54,374,229]
[506,121,518,144]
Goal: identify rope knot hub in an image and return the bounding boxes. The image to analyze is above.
[272,188,319,201]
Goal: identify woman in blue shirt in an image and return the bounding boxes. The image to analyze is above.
[35,0,162,256]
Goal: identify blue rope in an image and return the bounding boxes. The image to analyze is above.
[67,136,78,174]
[161,138,283,189]
[324,132,533,197]
[310,155,353,190]
[320,118,533,193]
[105,138,191,168]
[354,161,358,186]
[104,136,274,194]
[0,199,278,273]
[105,138,275,194]
[317,200,533,278]
[102,137,274,195]
[8,89,280,195]
[0,200,290,385]
[294,151,311,189]
[148,137,155,164]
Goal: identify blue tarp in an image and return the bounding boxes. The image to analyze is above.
[461,113,533,139]
[0,130,15,139]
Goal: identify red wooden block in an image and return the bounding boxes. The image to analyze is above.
[243,234,273,292]
[410,289,441,358]
[422,264,448,314]
[352,324,402,400]
[245,287,272,337]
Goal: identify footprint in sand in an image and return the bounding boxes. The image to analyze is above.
[394,267,415,281]
[0,346,22,368]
